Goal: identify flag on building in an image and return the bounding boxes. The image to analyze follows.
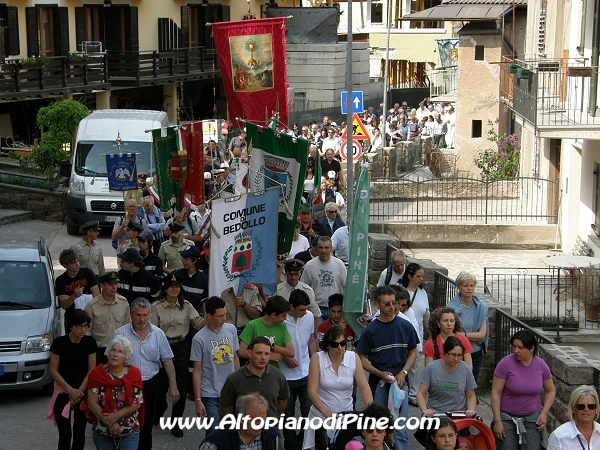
[179,121,205,207]
[344,163,371,338]
[106,153,137,191]
[152,127,187,213]
[245,122,308,257]
[209,188,279,296]
[212,17,288,129]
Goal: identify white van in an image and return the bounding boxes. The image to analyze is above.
[0,237,60,394]
[62,109,169,235]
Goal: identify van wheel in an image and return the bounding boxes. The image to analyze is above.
[42,382,54,396]
[66,222,78,235]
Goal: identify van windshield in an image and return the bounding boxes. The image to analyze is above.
[74,141,154,177]
[0,262,51,309]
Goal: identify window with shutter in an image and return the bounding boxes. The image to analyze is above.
[6,6,19,56]
[58,7,69,56]
[181,6,189,48]
[129,7,138,52]
[25,7,39,57]
[38,7,55,57]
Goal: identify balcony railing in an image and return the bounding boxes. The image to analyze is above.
[502,57,600,129]
[0,56,108,101]
[428,65,457,99]
[105,47,218,87]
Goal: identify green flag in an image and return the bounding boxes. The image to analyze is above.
[246,122,308,257]
[313,149,322,204]
[344,163,370,338]
[152,127,186,213]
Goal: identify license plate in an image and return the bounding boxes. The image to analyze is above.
[0,365,4,376]
[104,216,118,222]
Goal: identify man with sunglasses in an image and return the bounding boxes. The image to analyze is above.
[356,286,419,450]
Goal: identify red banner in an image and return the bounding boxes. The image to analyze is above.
[212,18,288,130]
[180,121,205,206]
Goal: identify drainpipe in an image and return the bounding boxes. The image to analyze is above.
[589,0,599,114]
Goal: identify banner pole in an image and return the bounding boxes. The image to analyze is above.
[345,0,354,223]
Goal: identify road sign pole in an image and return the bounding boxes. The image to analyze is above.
[345,0,353,222]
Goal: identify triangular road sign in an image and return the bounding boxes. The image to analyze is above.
[341,112,371,141]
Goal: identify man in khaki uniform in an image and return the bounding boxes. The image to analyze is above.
[71,220,105,275]
[221,284,262,334]
[159,222,194,273]
[84,271,130,364]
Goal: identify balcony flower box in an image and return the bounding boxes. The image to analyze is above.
[516,67,530,79]
[508,63,519,74]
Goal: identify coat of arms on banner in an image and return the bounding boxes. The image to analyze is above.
[170,152,187,182]
[230,34,274,93]
[222,231,263,280]
[254,154,291,201]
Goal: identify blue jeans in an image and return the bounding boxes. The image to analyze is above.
[283,377,311,450]
[201,397,221,436]
[319,306,330,322]
[471,350,483,386]
[92,431,139,450]
[374,381,409,450]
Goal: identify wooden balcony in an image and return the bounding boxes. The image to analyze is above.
[0,56,109,102]
[105,47,219,87]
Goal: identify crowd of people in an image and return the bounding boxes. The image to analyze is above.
[44,116,591,450]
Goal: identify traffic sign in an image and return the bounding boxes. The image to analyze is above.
[341,91,364,114]
[340,138,363,161]
[341,113,371,141]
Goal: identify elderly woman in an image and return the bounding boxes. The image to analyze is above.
[305,325,373,450]
[48,309,97,450]
[447,271,488,384]
[87,336,143,450]
[548,385,600,450]
[150,274,204,436]
[491,330,555,450]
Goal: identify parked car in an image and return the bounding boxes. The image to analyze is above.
[0,236,61,394]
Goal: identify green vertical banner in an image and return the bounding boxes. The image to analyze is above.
[152,127,186,213]
[344,163,370,338]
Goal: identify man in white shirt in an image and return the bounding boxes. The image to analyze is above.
[331,224,349,264]
[377,250,406,287]
[281,290,318,450]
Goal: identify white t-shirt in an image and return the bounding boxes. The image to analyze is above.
[300,257,347,307]
[281,312,314,381]
[407,288,430,341]
[290,233,310,257]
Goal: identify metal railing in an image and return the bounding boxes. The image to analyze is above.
[484,266,600,342]
[429,65,458,98]
[369,176,559,223]
[502,57,600,128]
[432,271,457,310]
[594,367,600,397]
[495,309,553,362]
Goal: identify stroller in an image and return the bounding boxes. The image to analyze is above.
[413,412,496,449]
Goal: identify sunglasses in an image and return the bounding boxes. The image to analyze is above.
[381,301,397,307]
[327,210,337,213]
[329,340,347,348]
[575,403,597,410]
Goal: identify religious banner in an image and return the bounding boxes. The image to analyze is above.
[209,188,279,296]
[152,127,187,213]
[179,121,205,207]
[106,153,137,191]
[212,18,288,129]
[344,163,370,338]
[245,122,308,257]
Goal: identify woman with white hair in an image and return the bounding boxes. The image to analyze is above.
[86,336,143,450]
[447,271,488,385]
[548,385,600,449]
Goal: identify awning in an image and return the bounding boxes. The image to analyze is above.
[403,4,512,20]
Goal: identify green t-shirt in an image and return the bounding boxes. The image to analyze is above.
[239,318,292,368]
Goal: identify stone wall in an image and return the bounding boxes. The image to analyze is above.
[538,344,600,431]
[0,183,64,222]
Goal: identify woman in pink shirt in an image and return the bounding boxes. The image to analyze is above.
[491,330,555,450]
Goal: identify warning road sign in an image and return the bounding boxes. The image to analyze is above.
[341,113,370,141]
[340,138,363,161]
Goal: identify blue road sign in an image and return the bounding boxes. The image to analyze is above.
[341,91,364,114]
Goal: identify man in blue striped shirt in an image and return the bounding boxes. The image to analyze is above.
[108,297,180,450]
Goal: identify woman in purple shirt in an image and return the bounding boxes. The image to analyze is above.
[491,330,556,450]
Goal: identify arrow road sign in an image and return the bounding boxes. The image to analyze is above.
[341,91,364,114]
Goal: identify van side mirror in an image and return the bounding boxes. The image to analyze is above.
[59,160,71,178]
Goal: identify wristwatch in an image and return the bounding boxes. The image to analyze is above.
[401,369,408,375]
[195,398,202,402]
